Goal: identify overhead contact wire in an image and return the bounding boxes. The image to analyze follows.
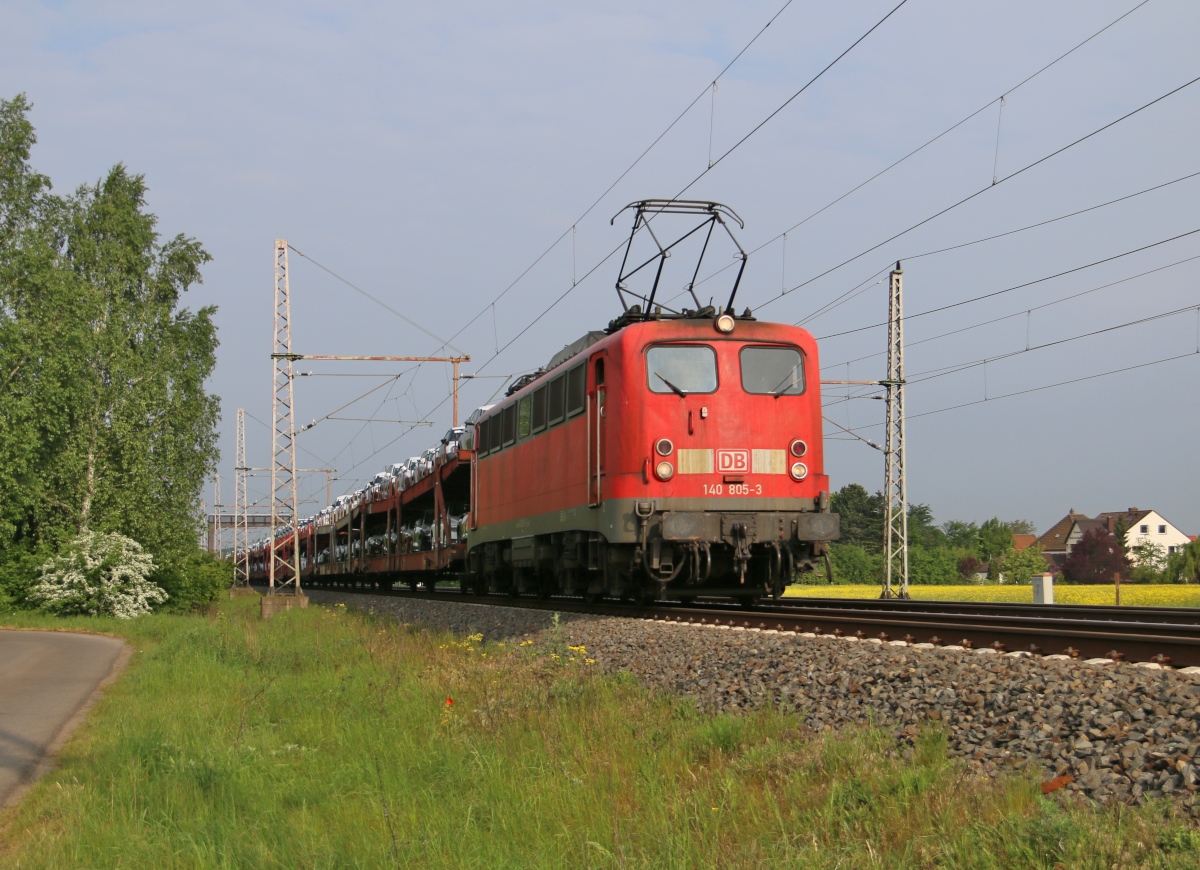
[803,167,1200,327]
[817,225,1200,341]
[674,0,1154,303]
[763,70,1200,319]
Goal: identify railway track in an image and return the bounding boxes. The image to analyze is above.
[284,580,1200,669]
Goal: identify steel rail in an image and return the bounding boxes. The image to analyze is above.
[727,596,1200,626]
[288,580,1200,668]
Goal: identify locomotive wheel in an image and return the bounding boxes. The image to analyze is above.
[737,595,760,610]
[584,591,604,605]
[459,576,470,595]
[679,596,696,606]
[408,579,418,593]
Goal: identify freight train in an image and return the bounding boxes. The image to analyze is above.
[246,201,840,605]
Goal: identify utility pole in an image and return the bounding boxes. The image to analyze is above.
[882,262,910,599]
[270,239,302,594]
[234,408,249,586]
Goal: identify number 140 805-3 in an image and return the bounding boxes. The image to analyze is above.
[702,483,761,495]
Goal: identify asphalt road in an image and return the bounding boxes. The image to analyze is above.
[0,630,126,807]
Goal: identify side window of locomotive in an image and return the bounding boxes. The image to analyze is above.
[566,365,585,416]
[517,395,532,439]
[646,345,718,395]
[531,384,548,432]
[478,417,491,455]
[502,404,517,446]
[548,374,566,425]
[740,346,805,396]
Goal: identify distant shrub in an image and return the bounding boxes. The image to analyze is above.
[0,547,52,613]
[29,532,166,618]
[151,550,232,612]
[827,543,882,584]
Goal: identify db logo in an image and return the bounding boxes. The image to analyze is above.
[716,449,750,474]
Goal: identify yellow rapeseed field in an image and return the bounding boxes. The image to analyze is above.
[785,583,1200,607]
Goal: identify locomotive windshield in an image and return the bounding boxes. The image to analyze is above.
[646,345,718,395]
[740,346,805,396]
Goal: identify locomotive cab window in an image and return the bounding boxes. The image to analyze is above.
[566,365,585,416]
[646,345,718,395]
[548,374,566,424]
[740,346,805,396]
[531,384,548,432]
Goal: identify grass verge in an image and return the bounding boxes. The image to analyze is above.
[2,598,1199,868]
[786,583,1200,607]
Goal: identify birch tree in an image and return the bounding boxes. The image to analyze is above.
[0,94,220,586]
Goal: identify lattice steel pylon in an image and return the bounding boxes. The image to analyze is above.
[882,262,910,599]
[211,473,221,554]
[269,240,302,593]
[234,408,249,586]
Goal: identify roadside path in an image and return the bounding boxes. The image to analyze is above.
[0,630,126,808]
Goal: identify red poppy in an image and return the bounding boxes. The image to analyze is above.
[445,697,454,706]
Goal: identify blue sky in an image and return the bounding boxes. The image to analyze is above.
[3,0,1197,535]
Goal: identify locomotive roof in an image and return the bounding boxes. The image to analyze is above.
[545,330,607,372]
[492,308,808,412]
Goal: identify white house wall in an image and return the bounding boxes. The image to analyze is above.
[1124,511,1191,563]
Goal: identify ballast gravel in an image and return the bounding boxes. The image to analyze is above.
[559,619,1200,813]
[301,588,599,640]
[303,588,1200,812]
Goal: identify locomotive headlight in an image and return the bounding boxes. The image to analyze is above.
[789,461,809,481]
[655,461,675,481]
[655,438,674,456]
[789,438,808,458]
[714,313,735,334]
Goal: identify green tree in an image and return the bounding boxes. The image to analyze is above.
[978,517,1014,563]
[1112,519,1131,559]
[941,520,980,551]
[830,484,885,551]
[1008,519,1037,535]
[907,503,947,549]
[996,544,1047,585]
[1129,540,1167,583]
[1165,539,1200,584]
[0,94,219,596]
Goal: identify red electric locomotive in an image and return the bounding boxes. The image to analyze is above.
[464,201,839,604]
[466,308,839,604]
[246,201,840,604]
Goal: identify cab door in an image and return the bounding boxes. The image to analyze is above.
[587,353,607,506]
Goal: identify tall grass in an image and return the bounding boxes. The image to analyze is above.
[2,599,1198,868]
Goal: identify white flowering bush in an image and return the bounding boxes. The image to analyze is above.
[30,532,167,618]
